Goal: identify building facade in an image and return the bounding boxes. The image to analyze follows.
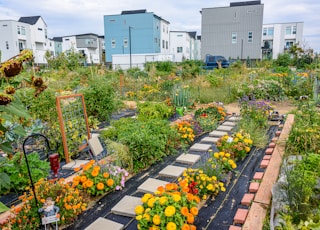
[262,22,304,59]
[169,31,201,62]
[103,9,170,66]
[201,1,264,61]
[0,16,48,63]
[61,33,102,64]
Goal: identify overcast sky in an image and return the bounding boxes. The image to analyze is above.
[1,0,320,52]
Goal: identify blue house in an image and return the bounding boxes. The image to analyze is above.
[104,9,170,63]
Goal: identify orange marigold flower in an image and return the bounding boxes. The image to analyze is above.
[107,178,114,187]
[187,213,195,224]
[180,206,189,216]
[182,224,190,230]
[103,172,109,178]
[80,176,87,183]
[74,167,81,172]
[190,207,198,216]
[190,225,197,230]
[91,169,99,177]
[86,180,94,188]
[89,159,95,164]
[157,186,165,194]
[97,182,104,190]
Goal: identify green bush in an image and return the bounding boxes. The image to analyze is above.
[101,118,179,172]
[137,101,174,121]
[80,76,120,121]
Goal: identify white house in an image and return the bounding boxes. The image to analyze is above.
[0,16,48,64]
[61,33,102,65]
[169,31,200,62]
[262,22,304,59]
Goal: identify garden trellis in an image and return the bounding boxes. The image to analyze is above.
[56,93,90,163]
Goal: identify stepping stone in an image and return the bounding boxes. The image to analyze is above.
[137,178,169,194]
[85,217,124,230]
[241,193,255,206]
[158,165,186,178]
[176,153,200,164]
[209,130,228,137]
[216,125,233,132]
[234,208,248,224]
[229,226,242,230]
[253,172,264,180]
[228,116,241,122]
[189,143,212,152]
[222,121,236,126]
[111,195,142,217]
[249,182,260,193]
[200,137,219,144]
[62,159,89,170]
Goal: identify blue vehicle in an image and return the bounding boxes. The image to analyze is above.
[203,55,230,70]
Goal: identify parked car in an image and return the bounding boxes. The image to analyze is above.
[203,55,230,70]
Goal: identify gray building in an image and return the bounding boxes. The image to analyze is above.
[201,1,264,61]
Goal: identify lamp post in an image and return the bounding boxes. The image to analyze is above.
[129,26,133,69]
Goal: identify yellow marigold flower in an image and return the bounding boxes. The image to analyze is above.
[245,147,251,152]
[135,205,144,215]
[231,163,237,169]
[159,196,168,205]
[147,197,156,208]
[221,186,226,192]
[207,184,214,191]
[143,213,150,221]
[166,222,177,230]
[219,152,225,157]
[153,214,161,225]
[202,195,207,200]
[165,206,176,217]
[173,194,181,202]
[141,193,153,203]
[219,182,224,187]
[136,215,142,221]
[225,153,231,158]
[214,152,220,159]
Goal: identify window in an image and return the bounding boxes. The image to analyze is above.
[263,27,274,36]
[45,29,47,39]
[111,39,116,48]
[292,26,296,35]
[21,26,26,35]
[17,26,21,34]
[38,28,43,31]
[177,47,183,53]
[285,40,294,49]
[232,32,237,44]
[154,38,157,43]
[248,31,253,43]
[5,41,9,49]
[162,40,165,48]
[166,41,168,49]
[163,25,165,32]
[123,38,128,47]
[19,41,24,51]
[177,34,183,37]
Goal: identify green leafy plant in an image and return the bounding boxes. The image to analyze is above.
[137,101,174,121]
[171,85,194,109]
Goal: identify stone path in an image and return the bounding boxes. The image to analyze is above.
[84,116,239,229]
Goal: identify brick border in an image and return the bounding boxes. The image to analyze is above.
[242,114,294,230]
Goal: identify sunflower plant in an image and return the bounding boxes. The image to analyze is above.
[216,131,253,160]
[72,160,129,196]
[135,183,200,230]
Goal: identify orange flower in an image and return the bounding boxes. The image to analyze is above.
[190,225,196,230]
[74,167,81,172]
[97,182,104,190]
[91,169,99,177]
[165,183,174,191]
[80,175,87,183]
[182,224,190,230]
[107,178,114,187]
[89,159,95,164]
[86,180,94,188]
[180,206,189,216]
[190,207,198,216]
[157,186,165,194]
[187,213,195,224]
[103,172,109,178]
[182,186,190,193]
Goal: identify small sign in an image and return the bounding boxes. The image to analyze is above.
[42,216,60,225]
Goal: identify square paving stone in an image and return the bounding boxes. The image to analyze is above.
[228,116,241,122]
[158,165,186,178]
[200,137,219,144]
[216,125,233,132]
[62,159,89,170]
[222,121,236,126]
[85,217,124,230]
[137,178,169,194]
[176,153,201,164]
[209,130,228,137]
[189,143,212,152]
[111,195,142,217]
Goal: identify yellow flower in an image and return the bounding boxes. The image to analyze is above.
[141,193,153,203]
[221,186,226,192]
[206,184,214,191]
[172,194,181,202]
[136,215,143,221]
[135,205,144,215]
[143,213,150,221]
[147,197,156,208]
[159,196,168,205]
[165,206,176,217]
[166,222,177,230]
[153,214,161,225]
[213,152,219,159]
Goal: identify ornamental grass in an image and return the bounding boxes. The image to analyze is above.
[135,183,200,230]
[72,159,129,196]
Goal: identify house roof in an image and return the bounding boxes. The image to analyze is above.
[52,37,63,42]
[121,9,147,15]
[18,16,46,26]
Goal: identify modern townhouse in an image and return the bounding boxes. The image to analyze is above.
[262,22,304,59]
[201,1,264,61]
[61,33,103,65]
[104,9,172,69]
[0,16,48,64]
[169,31,201,62]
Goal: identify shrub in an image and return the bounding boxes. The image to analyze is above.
[137,101,174,121]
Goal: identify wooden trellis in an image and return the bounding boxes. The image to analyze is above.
[56,93,90,163]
